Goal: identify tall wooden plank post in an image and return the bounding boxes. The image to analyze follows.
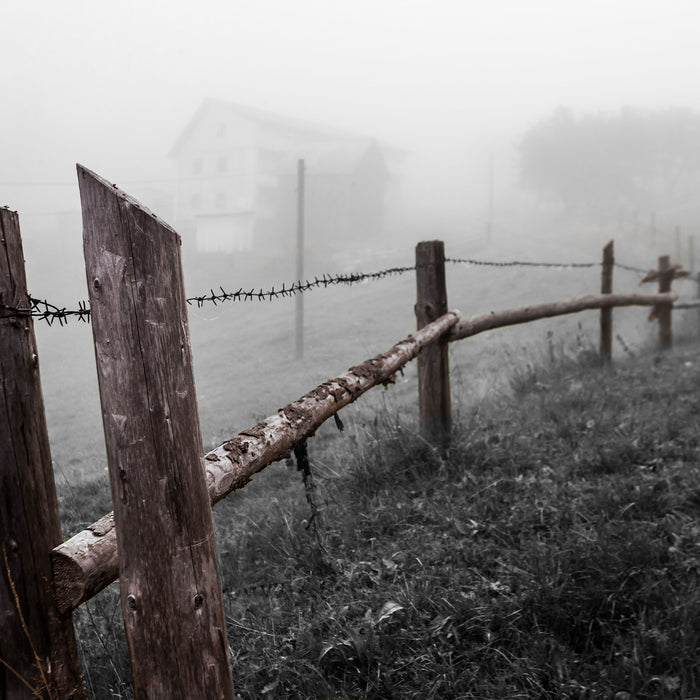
[415,240,451,447]
[0,209,85,699]
[78,166,233,699]
[641,254,689,349]
[600,240,614,360]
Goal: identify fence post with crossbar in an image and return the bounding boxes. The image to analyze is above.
[600,240,614,359]
[415,240,451,447]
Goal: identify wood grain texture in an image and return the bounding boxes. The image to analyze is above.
[415,240,451,445]
[0,209,84,699]
[78,165,232,699]
[657,256,673,348]
[600,241,614,359]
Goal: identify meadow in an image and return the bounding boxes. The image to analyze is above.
[19,221,700,697]
[59,331,700,699]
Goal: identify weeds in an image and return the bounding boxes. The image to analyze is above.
[58,343,700,698]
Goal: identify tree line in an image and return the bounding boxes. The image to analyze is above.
[518,106,700,222]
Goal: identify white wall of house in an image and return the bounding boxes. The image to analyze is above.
[195,213,253,253]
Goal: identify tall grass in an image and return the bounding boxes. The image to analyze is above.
[58,340,700,698]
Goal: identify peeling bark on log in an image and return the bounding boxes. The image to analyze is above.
[448,293,677,342]
[52,513,118,614]
[52,311,461,613]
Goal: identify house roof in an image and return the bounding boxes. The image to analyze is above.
[169,98,357,157]
[168,98,407,161]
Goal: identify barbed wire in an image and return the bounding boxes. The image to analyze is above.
[0,256,681,326]
[445,256,597,269]
[0,298,92,326]
[446,256,649,274]
[613,262,650,274]
[186,266,415,306]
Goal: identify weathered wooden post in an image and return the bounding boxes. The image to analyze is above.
[0,209,85,699]
[600,240,614,360]
[78,166,233,699]
[415,240,451,446]
[655,256,672,349]
[641,255,689,349]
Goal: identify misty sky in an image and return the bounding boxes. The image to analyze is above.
[3,0,700,222]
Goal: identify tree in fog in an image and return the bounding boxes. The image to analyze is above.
[518,107,700,219]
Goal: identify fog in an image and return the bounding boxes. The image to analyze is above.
[4,0,700,482]
[5,1,700,243]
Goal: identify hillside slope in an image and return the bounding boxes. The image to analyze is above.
[65,341,700,699]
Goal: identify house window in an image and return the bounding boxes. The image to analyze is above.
[217,156,228,173]
[191,193,202,210]
[192,158,203,175]
[216,192,226,209]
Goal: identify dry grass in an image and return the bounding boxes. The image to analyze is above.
[59,339,700,698]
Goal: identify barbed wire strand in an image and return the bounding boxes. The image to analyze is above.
[0,257,682,325]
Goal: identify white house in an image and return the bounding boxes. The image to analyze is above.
[169,99,401,255]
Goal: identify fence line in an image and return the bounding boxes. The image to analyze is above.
[52,282,680,615]
[1,169,695,698]
[0,256,671,326]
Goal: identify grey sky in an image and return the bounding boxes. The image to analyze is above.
[3,0,700,221]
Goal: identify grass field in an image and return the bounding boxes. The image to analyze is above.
[17,223,700,697]
[56,333,700,698]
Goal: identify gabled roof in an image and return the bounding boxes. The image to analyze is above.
[169,98,360,158]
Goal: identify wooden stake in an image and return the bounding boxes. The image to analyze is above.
[0,209,85,699]
[78,165,232,699]
[415,240,451,446]
[600,240,614,360]
[658,255,673,349]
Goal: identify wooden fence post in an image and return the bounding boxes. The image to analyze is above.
[78,166,233,699]
[657,256,673,349]
[0,209,85,699]
[600,240,614,360]
[415,240,451,445]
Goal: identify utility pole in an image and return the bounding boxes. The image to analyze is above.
[487,150,494,242]
[295,159,305,360]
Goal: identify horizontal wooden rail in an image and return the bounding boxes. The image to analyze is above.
[448,292,677,341]
[673,299,700,309]
[52,310,461,613]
